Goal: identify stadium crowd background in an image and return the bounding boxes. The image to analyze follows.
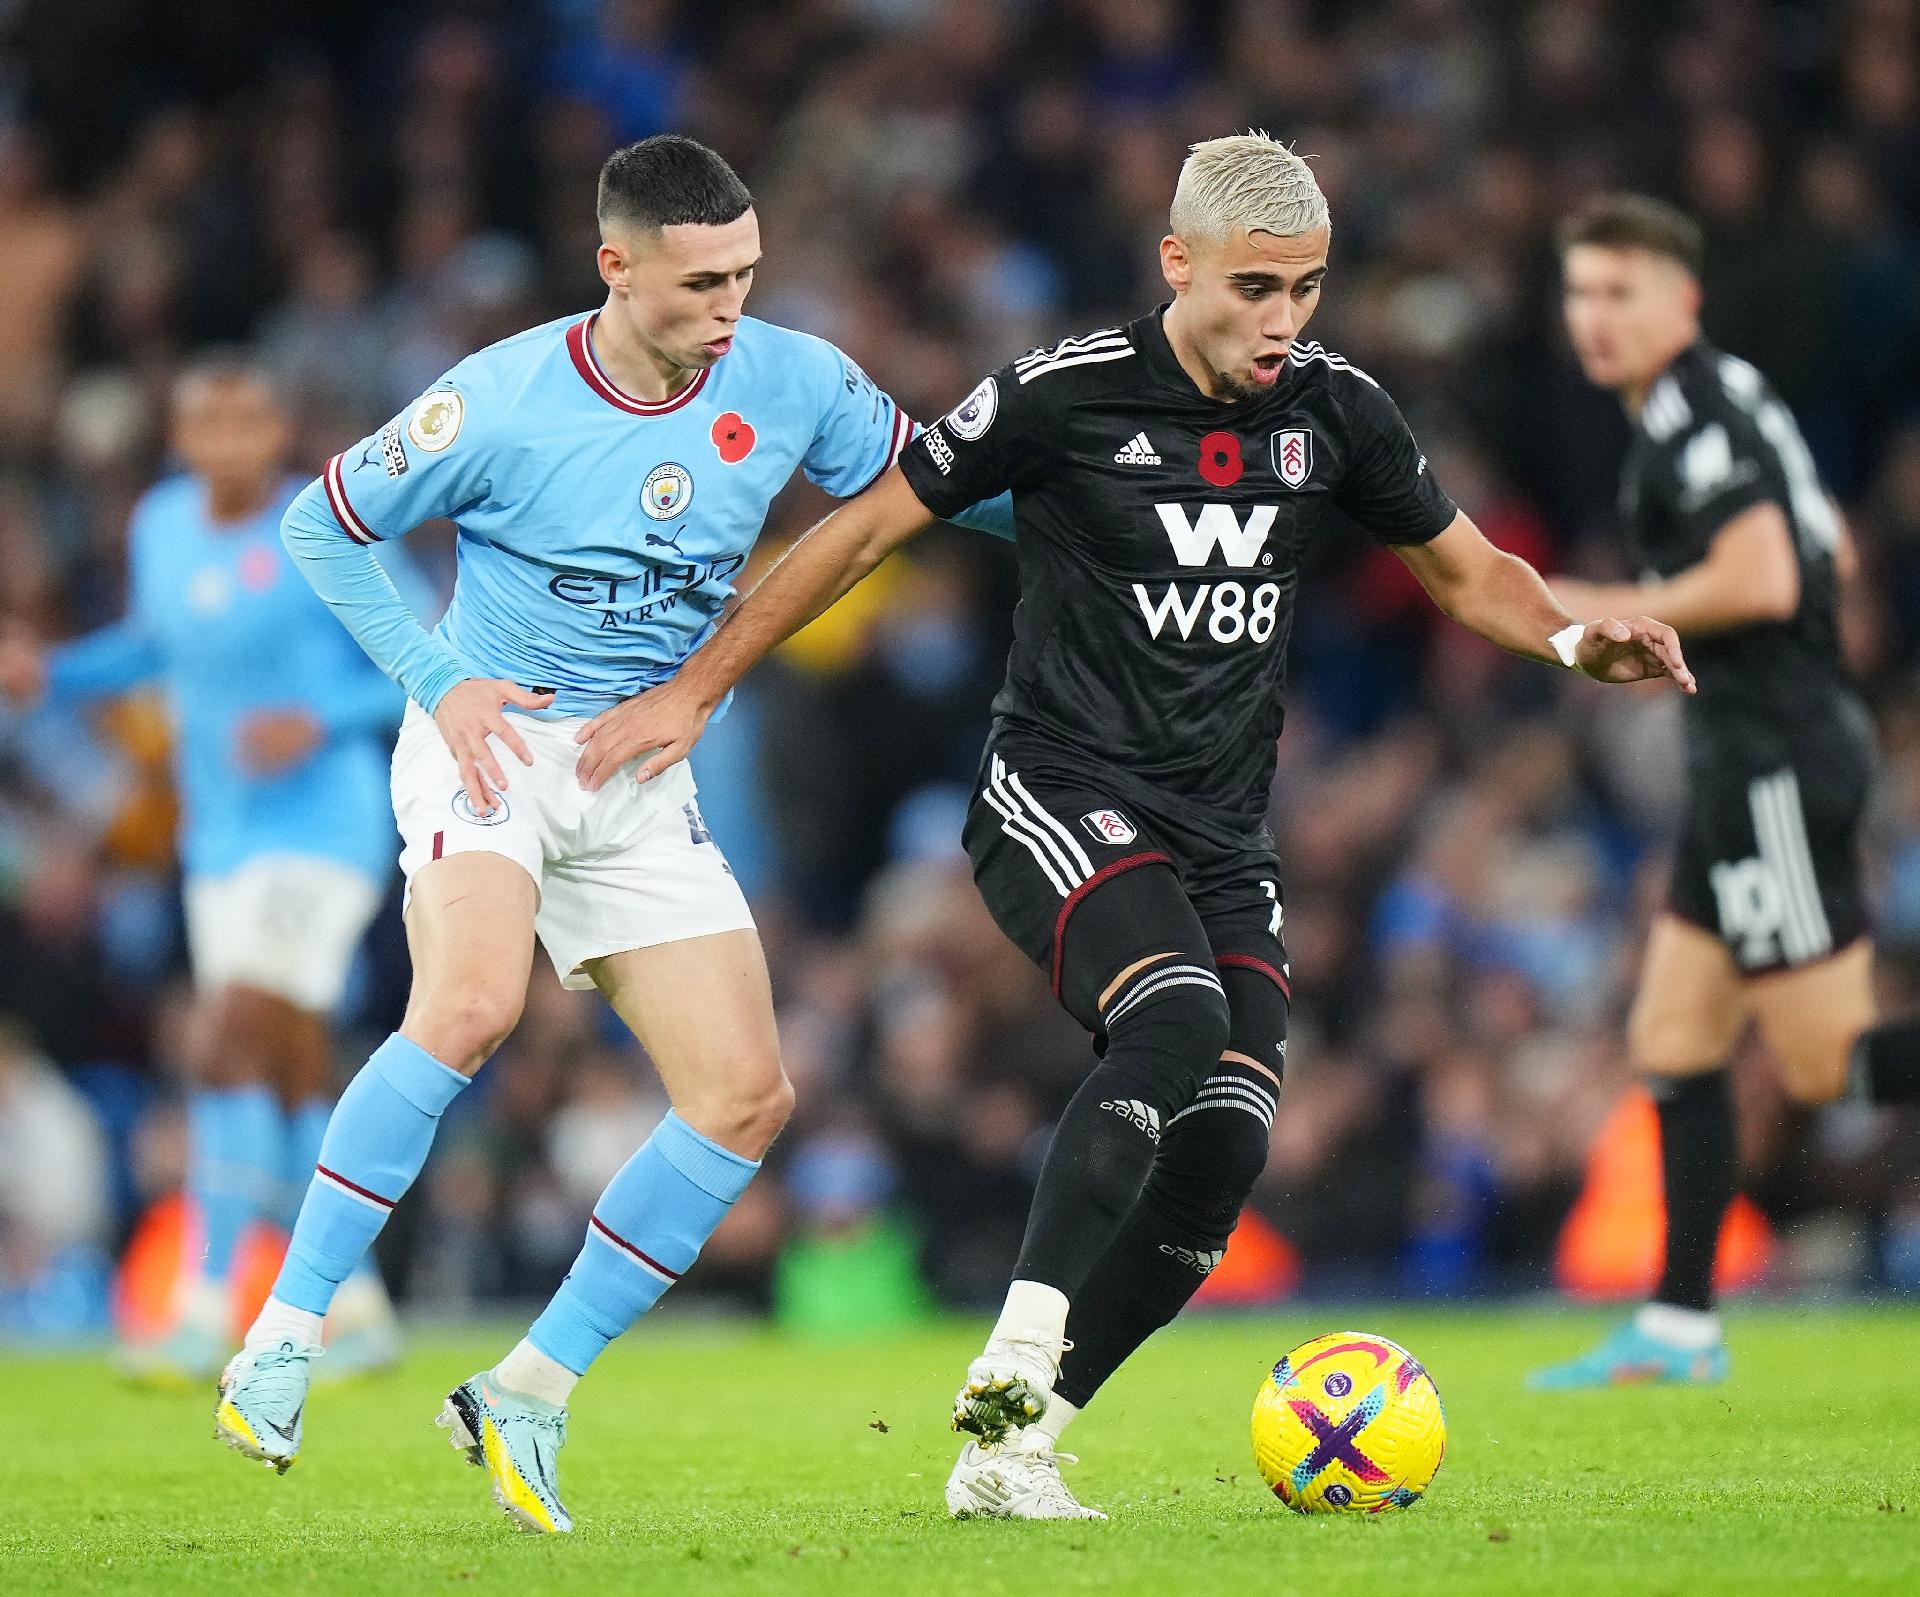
[2,0,1920,1338]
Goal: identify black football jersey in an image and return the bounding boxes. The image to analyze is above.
[1621,340,1861,763]
[898,307,1457,842]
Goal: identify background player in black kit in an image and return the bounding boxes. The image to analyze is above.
[580,135,1693,1516]
[1533,195,1920,1390]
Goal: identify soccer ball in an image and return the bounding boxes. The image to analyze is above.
[1251,1331,1446,1514]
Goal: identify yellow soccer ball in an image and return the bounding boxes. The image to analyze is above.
[1251,1331,1446,1514]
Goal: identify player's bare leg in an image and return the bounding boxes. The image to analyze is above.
[1745,939,1876,1103]
[444,928,790,1534]
[396,855,540,1074]
[1531,914,1747,1389]
[218,856,536,1471]
[586,930,792,1159]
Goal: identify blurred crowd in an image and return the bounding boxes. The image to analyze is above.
[4,0,1920,1337]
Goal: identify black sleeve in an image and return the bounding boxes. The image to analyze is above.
[897,365,1047,520]
[1657,409,1779,556]
[1331,382,1458,546]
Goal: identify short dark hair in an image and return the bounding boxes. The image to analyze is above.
[1556,193,1704,276]
[597,135,753,235]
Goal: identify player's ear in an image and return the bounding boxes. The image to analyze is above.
[1160,234,1192,295]
[597,240,630,296]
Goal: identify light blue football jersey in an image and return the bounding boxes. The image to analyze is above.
[282,309,1011,718]
[45,475,426,881]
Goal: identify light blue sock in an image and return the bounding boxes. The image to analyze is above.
[529,1112,759,1374]
[186,1084,284,1284]
[272,1035,468,1315]
[285,1097,382,1289]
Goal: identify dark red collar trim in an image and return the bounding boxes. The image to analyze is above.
[566,313,709,415]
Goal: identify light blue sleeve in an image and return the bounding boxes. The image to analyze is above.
[44,508,164,700]
[44,619,163,702]
[800,339,1015,539]
[800,338,918,498]
[281,387,482,714]
[312,545,432,739]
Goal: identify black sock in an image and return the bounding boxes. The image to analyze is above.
[1850,1015,1920,1104]
[1650,1069,1737,1314]
[1056,1062,1276,1408]
[1012,980,1227,1297]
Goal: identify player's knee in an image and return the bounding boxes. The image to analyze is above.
[1102,970,1231,1106]
[1152,1079,1276,1233]
[688,1066,793,1160]
[1778,1046,1849,1107]
[1627,1002,1721,1079]
[402,983,525,1074]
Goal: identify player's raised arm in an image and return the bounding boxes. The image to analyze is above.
[576,359,1040,790]
[1397,511,1694,689]
[1328,377,1692,690]
[573,464,938,789]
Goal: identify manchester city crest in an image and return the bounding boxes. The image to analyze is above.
[643,462,694,520]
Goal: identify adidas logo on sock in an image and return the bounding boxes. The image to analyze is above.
[1158,1243,1227,1275]
[1113,431,1161,465]
[1101,1098,1161,1140]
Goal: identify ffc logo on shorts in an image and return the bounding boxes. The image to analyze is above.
[1081,808,1138,845]
[451,789,511,826]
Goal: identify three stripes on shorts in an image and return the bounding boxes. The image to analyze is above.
[981,753,1097,898]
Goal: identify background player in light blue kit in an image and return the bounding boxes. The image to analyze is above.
[0,359,419,1382]
[214,135,1010,1533]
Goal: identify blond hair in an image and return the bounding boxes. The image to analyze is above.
[1169,132,1328,246]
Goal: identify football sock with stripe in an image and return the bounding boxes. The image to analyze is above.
[1849,1015,1920,1104]
[1054,1059,1277,1405]
[1649,1068,1736,1315]
[262,1034,469,1322]
[283,1095,390,1308]
[182,1083,284,1331]
[1011,969,1228,1298]
[525,1111,759,1376]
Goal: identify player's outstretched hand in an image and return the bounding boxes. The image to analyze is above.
[573,680,711,793]
[1575,616,1697,693]
[0,622,46,706]
[235,707,325,776]
[432,677,555,817]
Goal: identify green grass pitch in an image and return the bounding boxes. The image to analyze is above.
[5,1308,1919,1595]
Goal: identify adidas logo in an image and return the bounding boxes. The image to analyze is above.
[1158,1243,1227,1276]
[1101,1098,1161,1140]
[1113,431,1161,465]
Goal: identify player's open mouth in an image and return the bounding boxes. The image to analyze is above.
[702,337,734,359]
[1250,353,1287,385]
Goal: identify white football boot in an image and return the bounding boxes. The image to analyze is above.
[952,1335,1069,1443]
[945,1428,1108,1520]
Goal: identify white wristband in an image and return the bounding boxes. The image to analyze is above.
[1549,621,1585,669]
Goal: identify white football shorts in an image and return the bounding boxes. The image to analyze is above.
[390,702,754,990]
[184,854,384,1013]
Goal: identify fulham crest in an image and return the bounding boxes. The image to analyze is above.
[1272,428,1312,489]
